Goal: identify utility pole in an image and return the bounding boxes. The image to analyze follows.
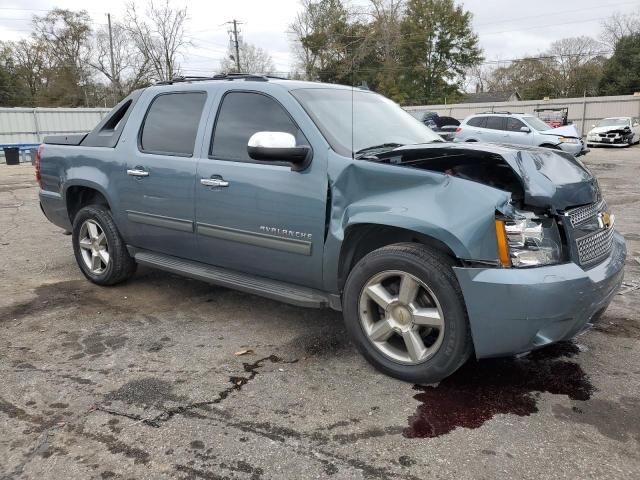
[107,13,116,106]
[227,20,242,73]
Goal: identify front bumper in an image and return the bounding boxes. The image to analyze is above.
[587,135,630,146]
[558,141,589,156]
[454,231,626,359]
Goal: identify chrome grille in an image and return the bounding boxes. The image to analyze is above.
[576,226,615,265]
[566,200,606,227]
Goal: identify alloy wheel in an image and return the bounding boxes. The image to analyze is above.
[78,219,110,274]
[358,270,445,364]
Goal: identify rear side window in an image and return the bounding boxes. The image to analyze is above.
[210,91,302,162]
[140,92,206,156]
[467,116,486,128]
[485,116,506,130]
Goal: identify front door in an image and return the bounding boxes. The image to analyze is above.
[502,117,533,146]
[118,91,207,259]
[195,90,327,289]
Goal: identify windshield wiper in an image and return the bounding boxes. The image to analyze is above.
[355,143,405,159]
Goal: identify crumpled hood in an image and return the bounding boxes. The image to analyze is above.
[588,125,630,135]
[539,124,580,138]
[388,143,599,211]
[505,148,598,210]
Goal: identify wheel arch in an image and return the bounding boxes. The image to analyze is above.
[64,181,112,224]
[336,223,461,292]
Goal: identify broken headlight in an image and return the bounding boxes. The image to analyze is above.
[498,214,562,267]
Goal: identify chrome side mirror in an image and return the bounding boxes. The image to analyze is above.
[247,131,311,169]
[520,126,531,133]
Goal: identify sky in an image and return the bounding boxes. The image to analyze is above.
[1,0,639,77]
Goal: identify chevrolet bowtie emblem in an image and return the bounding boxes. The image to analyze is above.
[598,211,614,229]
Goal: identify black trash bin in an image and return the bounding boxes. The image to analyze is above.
[4,147,20,165]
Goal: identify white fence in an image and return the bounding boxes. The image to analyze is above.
[0,107,110,145]
[405,94,640,136]
[2,94,640,159]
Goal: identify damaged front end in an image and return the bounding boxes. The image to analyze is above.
[362,142,625,358]
[373,143,602,268]
[587,125,634,146]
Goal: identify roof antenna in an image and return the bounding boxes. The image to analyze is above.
[351,46,355,160]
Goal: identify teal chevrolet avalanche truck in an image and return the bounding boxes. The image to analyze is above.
[37,74,626,383]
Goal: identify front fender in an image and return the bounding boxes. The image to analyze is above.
[322,156,512,293]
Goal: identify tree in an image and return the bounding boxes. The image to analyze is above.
[33,8,93,106]
[601,10,640,47]
[546,36,606,97]
[0,44,20,106]
[219,39,275,74]
[125,0,189,82]
[92,20,152,102]
[400,0,483,104]
[289,0,355,82]
[12,39,47,103]
[486,58,554,100]
[366,0,405,102]
[599,33,640,96]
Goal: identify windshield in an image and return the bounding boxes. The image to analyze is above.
[595,118,629,128]
[523,116,552,131]
[291,88,443,157]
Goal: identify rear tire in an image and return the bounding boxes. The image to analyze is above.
[343,243,472,384]
[72,205,136,286]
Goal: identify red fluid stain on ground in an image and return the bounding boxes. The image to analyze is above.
[404,342,593,438]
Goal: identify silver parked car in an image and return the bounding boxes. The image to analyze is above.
[454,112,589,156]
[586,117,640,147]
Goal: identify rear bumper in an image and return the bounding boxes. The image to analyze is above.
[39,189,72,230]
[454,231,626,359]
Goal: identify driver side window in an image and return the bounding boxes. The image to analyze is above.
[506,118,525,132]
[210,92,304,162]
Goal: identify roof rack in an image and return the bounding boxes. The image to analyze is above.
[155,73,288,85]
[478,111,526,115]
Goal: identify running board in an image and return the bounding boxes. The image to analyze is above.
[132,249,330,309]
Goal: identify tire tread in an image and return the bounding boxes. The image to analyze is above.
[72,205,136,286]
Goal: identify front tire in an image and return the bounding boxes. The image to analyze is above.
[343,243,472,384]
[72,205,136,286]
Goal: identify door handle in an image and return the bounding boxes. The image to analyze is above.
[127,169,149,177]
[201,178,229,187]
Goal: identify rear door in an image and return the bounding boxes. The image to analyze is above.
[465,116,487,140]
[117,91,207,259]
[483,115,506,143]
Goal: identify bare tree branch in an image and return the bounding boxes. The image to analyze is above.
[124,0,189,82]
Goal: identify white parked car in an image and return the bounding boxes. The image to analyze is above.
[454,112,588,156]
[586,117,640,147]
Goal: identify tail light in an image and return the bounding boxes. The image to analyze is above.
[455,127,462,133]
[35,144,44,188]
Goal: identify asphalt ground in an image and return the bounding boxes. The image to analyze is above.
[0,145,639,479]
